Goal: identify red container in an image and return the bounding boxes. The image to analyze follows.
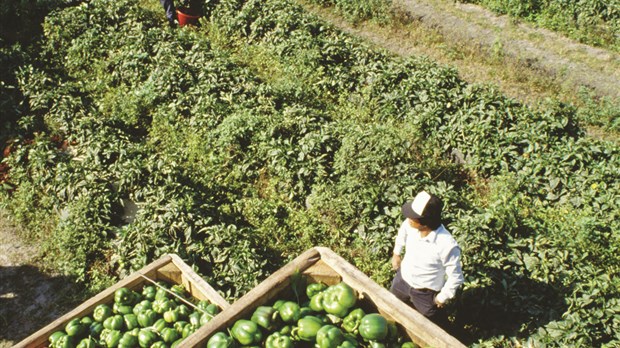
[176,7,201,27]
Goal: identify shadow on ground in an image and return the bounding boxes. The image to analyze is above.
[447,269,568,345]
[0,265,81,346]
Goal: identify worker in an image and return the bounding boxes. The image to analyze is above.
[390,190,464,326]
[160,0,177,27]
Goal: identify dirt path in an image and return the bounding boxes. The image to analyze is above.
[0,213,79,347]
[398,0,618,98]
[301,0,619,103]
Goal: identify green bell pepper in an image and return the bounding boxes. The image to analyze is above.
[200,311,215,326]
[129,327,140,336]
[231,319,262,346]
[49,331,66,346]
[161,327,180,344]
[386,321,398,342]
[251,306,280,330]
[341,333,359,347]
[142,286,157,301]
[93,304,113,323]
[114,288,134,306]
[170,338,184,348]
[342,308,365,333]
[401,342,418,348]
[88,321,104,337]
[279,325,292,335]
[76,337,97,348]
[316,324,345,348]
[133,300,152,315]
[80,317,94,326]
[155,287,169,301]
[175,304,190,319]
[163,309,179,323]
[265,332,293,348]
[123,314,140,331]
[309,292,325,312]
[358,314,388,341]
[306,283,327,298]
[170,284,186,298]
[137,309,157,328]
[196,300,212,311]
[278,301,301,323]
[338,341,357,348]
[150,342,167,348]
[153,318,169,333]
[272,300,286,310]
[52,334,75,348]
[65,318,87,337]
[188,312,201,327]
[300,306,314,317]
[153,298,174,314]
[291,315,323,341]
[173,321,189,334]
[367,341,386,348]
[118,332,138,348]
[138,328,157,348]
[103,315,124,331]
[113,302,133,315]
[197,302,220,316]
[321,283,357,318]
[103,329,122,347]
[181,323,195,338]
[206,332,234,348]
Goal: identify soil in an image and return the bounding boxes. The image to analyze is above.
[0,1,617,346]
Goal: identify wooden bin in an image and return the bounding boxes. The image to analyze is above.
[14,254,229,348]
[183,247,465,348]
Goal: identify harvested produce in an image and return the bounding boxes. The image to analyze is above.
[47,281,221,348]
[207,279,418,348]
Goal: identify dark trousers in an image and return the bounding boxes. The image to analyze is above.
[390,268,447,327]
[160,0,176,22]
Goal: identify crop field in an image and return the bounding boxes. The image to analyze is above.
[1,0,619,346]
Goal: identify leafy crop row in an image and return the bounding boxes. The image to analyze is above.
[1,0,619,346]
[303,0,393,25]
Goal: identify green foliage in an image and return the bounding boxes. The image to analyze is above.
[574,88,620,132]
[1,0,619,345]
[306,0,393,25]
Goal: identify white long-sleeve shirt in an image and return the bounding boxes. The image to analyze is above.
[393,220,464,304]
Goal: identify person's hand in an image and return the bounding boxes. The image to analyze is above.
[434,296,444,308]
[391,254,401,270]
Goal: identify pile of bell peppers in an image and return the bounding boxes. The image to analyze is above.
[47,282,221,348]
[207,280,418,348]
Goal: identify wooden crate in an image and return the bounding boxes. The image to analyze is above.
[14,254,229,348]
[183,247,465,348]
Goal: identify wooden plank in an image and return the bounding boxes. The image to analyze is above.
[14,254,227,348]
[184,247,466,348]
[303,259,342,285]
[169,254,229,309]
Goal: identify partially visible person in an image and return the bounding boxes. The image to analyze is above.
[160,0,177,27]
[390,190,464,327]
